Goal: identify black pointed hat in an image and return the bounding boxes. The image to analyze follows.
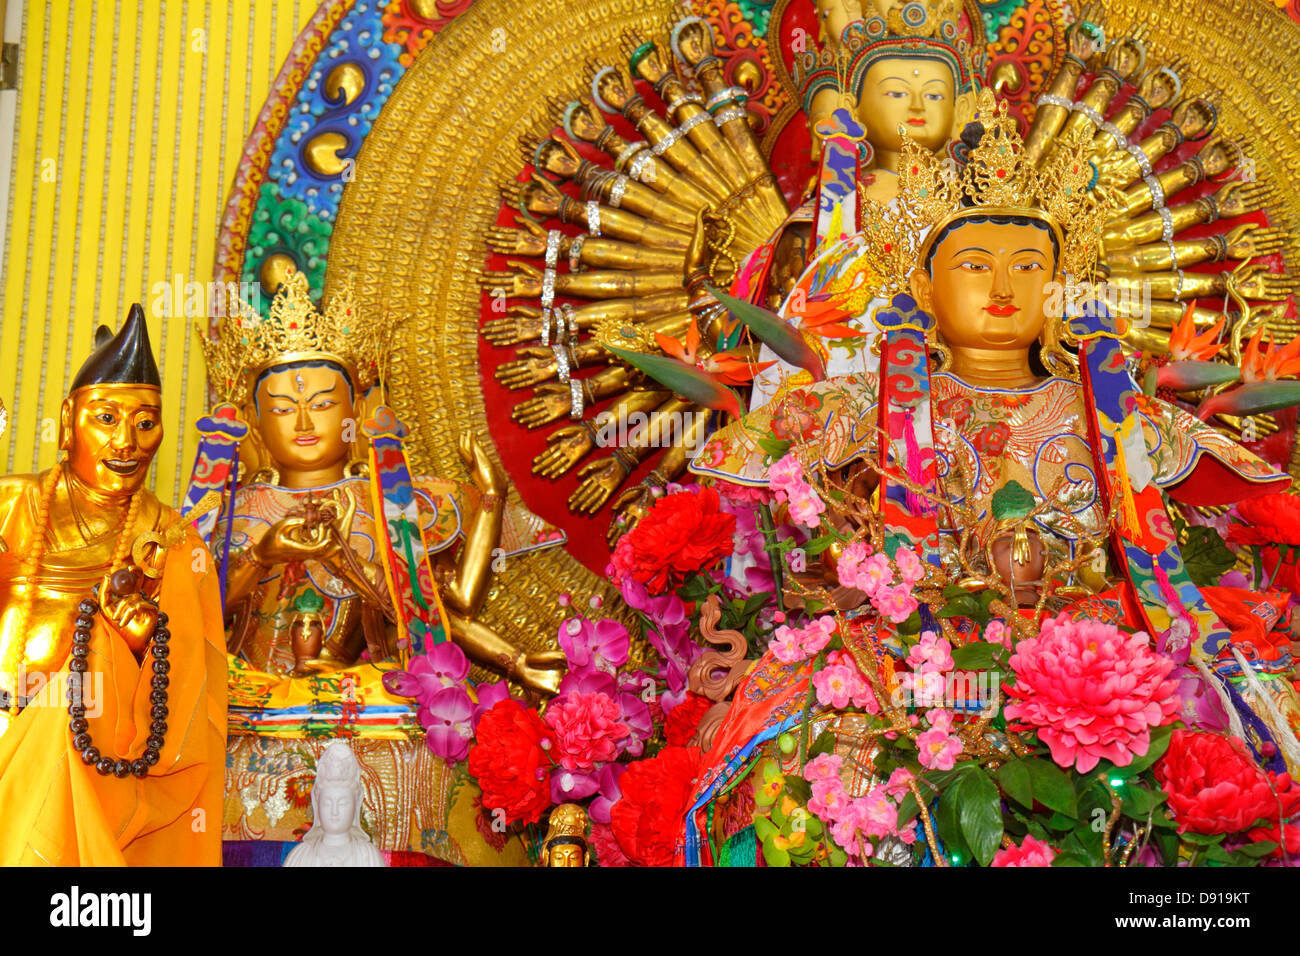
[70,303,162,393]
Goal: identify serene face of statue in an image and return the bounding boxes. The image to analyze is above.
[255,364,354,481]
[912,218,1060,351]
[857,57,955,154]
[316,781,357,836]
[62,386,164,497]
[547,841,586,867]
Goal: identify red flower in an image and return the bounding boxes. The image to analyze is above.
[972,422,1011,456]
[664,693,713,747]
[613,488,736,595]
[1228,493,1300,547]
[589,821,632,867]
[770,391,823,442]
[610,745,702,866]
[1154,730,1300,835]
[1248,822,1300,858]
[467,699,554,826]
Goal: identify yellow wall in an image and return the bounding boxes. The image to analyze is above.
[0,0,318,505]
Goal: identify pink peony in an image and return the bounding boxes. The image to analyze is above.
[991,834,1057,867]
[1004,613,1179,774]
[542,691,630,772]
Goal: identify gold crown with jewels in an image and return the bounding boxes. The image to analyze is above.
[200,269,397,408]
[861,88,1115,293]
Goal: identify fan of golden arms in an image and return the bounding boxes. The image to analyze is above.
[198,269,400,408]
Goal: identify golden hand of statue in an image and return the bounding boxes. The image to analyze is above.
[255,514,338,565]
[485,220,549,257]
[607,482,657,546]
[1065,17,1104,60]
[513,383,577,429]
[98,579,160,658]
[458,432,507,496]
[1224,223,1287,261]
[480,260,544,298]
[482,306,544,347]
[516,650,568,697]
[495,346,564,390]
[1230,262,1299,301]
[532,424,594,479]
[568,455,626,513]
[1216,180,1277,219]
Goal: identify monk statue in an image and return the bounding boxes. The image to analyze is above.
[0,305,227,865]
[194,270,566,695]
[283,740,385,867]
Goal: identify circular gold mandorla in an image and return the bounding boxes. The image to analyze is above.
[328,0,686,663]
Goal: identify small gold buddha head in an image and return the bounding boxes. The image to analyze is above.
[541,802,590,867]
[61,304,164,498]
[855,55,961,154]
[253,358,358,480]
[911,211,1064,352]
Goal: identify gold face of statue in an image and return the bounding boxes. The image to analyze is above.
[912,218,1060,351]
[61,385,164,497]
[546,842,586,867]
[255,364,355,480]
[857,57,954,153]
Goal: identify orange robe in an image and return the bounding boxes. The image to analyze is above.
[0,528,227,865]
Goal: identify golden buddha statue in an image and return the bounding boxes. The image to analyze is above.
[197,271,565,695]
[0,306,226,865]
[539,802,590,867]
[689,95,1300,821]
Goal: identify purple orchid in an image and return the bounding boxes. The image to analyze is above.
[550,768,601,803]
[381,642,471,704]
[588,763,627,824]
[471,680,510,730]
[419,685,475,762]
[557,616,630,675]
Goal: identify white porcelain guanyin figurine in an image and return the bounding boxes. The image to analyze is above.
[283,741,385,868]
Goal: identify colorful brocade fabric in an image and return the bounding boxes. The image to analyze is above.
[692,373,1286,550]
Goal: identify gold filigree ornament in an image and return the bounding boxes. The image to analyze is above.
[859,88,1117,289]
[198,269,400,408]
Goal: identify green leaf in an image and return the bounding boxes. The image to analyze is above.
[1232,841,1277,859]
[936,595,982,619]
[783,775,812,805]
[897,609,923,636]
[1023,758,1077,816]
[953,768,1004,866]
[895,790,921,829]
[807,730,837,760]
[933,793,972,864]
[804,532,845,557]
[1125,725,1174,776]
[1181,525,1237,589]
[605,343,743,416]
[1119,785,1166,820]
[951,641,1001,671]
[991,480,1035,521]
[705,283,826,379]
[758,436,792,460]
[1181,830,1225,847]
[1051,852,1090,867]
[997,760,1034,810]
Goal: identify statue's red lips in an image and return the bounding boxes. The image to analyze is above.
[984,304,1018,316]
[906,118,927,126]
[293,435,320,445]
[102,458,142,475]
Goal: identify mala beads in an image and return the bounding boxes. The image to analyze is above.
[69,569,170,779]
